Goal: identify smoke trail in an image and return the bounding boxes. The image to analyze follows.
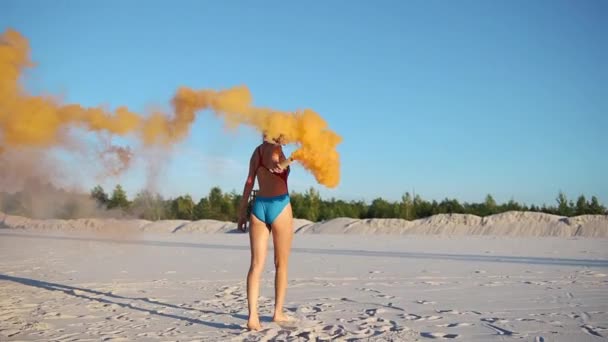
[170,87,343,187]
[0,29,142,150]
[0,28,342,188]
[99,145,133,177]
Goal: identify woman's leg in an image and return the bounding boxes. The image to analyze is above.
[270,203,294,321]
[247,214,270,330]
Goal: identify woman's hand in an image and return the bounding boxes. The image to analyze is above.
[268,165,285,174]
[269,157,291,174]
[237,212,248,232]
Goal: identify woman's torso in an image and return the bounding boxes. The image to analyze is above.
[255,143,290,197]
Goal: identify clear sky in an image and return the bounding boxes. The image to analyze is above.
[2,0,606,206]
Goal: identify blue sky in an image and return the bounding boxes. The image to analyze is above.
[2,0,606,206]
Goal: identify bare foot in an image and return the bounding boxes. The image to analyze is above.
[272,312,291,322]
[247,318,262,331]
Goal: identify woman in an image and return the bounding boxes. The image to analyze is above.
[237,134,294,331]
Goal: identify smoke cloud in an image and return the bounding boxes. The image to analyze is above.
[0,28,342,191]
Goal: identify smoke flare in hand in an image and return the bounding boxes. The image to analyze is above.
[0,28,342,188]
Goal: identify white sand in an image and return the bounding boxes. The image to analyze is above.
[1,221,607,341]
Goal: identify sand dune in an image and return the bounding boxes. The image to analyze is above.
[1,211,607,237]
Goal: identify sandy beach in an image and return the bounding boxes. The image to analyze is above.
[1,216,607,341]
[2,2,607,340]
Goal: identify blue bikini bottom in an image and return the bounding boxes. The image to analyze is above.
[251,194,290,226]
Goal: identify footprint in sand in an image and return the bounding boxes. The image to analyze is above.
[43,312,77,320]
[515,317,537,322]
[109,313,132,322]
[423,281,446,286]
[214,285,242,300]
[377,293,396,299]
[483,322,516,336]
[245,324,343,342]
[548,320,564,327]
[568,311,591,322]
[319,324,347,339]
[50,333,82,340]
[349,327,376,338]
[400,313,423,321]
[357,287,381,294]
[1,329,21,338]
[398,313,442,321]
[357,287,396,300]
[360,317,393,328]
[364,308,387,316]
[481,281,504,287]
[480,317,509,324]
[579,270,607,278]
[420,332,459,339]
[340,309,408,337]
[297,304,324,316]
[436,309,462,315]
[581,324,605,338]
[436,322,473,328]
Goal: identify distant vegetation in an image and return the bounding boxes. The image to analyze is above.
[87,185,607,221]
[1,183,605,221]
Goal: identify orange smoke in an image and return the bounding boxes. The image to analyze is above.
[170,87,343,187]
[99,145,133,177]
[0,28,342,188]
[0,29,142,148]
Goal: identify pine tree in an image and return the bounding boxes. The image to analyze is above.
[589,196,606,214]
[556,191,571,216]
[484,194,497,216]
[400,192,414,220]
[107,185,130,210]
[172,195,195,220]
[90,185,109,207]
[303,187,321,221]
[575,195,588,216]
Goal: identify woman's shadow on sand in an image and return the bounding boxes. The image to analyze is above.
[0,273,248,331]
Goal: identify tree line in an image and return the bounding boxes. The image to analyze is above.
[90,185,607,222]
